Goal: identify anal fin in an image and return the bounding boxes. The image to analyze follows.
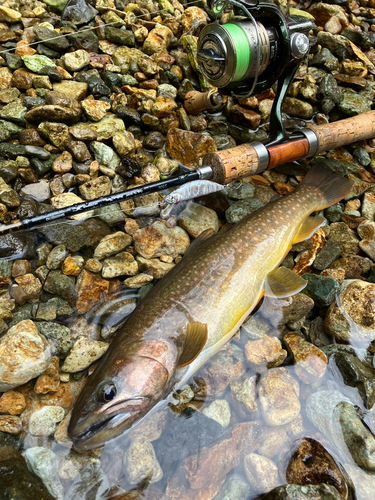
[265,266,307,298]
[293,216,325,244]
[178,322,208,368]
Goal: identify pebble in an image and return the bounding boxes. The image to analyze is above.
[165,127,217,169]
[0,390,26,415]
[283,333,328,384]
[244,453,280,494]
[256,484,345,499]
[230,375,258,414]
[37,322,72,357]
[123,436,163,484]
[28,405,65,436]
[325,280,375,344]
[313,238,342,270]
[178,202,219,238]
[102,251,138,278]
[302,273,341,307]
[258,367,301,426]
[62,50,90,72]
[245,335,287,373]
[23,447,64,500]
[213,474,251,500]
[0,319,51,391]
[134,220,190,259]
[94,231,132,259]
[0,415,22,434]
[61,337,108,373]
[202,399,231,428]
[225,198,263,224]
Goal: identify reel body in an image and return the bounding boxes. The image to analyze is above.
[196,0,315,146]
[197,0,313,100]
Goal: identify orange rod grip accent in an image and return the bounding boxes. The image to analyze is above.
[268,138,309,169]
[309,111,375,154]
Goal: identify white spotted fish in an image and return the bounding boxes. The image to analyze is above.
[68,163,353,450]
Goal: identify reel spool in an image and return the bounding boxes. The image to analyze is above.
[197,0,313,99]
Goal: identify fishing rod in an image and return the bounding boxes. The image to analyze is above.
[0,0,374,235]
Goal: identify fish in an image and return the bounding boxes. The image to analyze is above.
[68,164,353,450]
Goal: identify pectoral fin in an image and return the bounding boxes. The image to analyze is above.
[178,322,208,368]
[293,216,325,244]
[265,266,307,298]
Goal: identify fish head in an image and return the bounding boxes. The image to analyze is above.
[68,338,178,450]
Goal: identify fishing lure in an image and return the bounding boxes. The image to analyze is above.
[160,179,226,217]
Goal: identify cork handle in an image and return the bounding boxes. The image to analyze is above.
[204,138,310,184]
[309,111,375,154]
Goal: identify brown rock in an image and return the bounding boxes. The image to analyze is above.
[0,390,26,415]
[12,273,42,304]
[293,228,326,275]
[244,453,280,494]
[285,437,348,498]
[274,182,295,195]
[180,422,260,489]
[61,255,81,276]
[79,176,111,200]
[25,105,82,125]
[18,129,45,146]
[11,68,36,89]
[328,222,360,255]
[325,280,375,344]
[0,415,22,434]
[134,221,190,259]
[53,81,88,101]
[76,269,110,315]
[197,342,246,395]
[229,104,261,128]
[258,367,300,426]
[166,477,223,500]
[52,151,73,173]
[159,112,180,134]
[165,128,217,169]
[12,259,31,278]
[34,357,60,394]
[136,256,175,279]
[283,333,327,384]
[245,335,287,373]
[152,96,178,117]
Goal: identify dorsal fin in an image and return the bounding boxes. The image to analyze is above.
[264,266,307,298]
[293,216,325,244]
[178,322,208,368]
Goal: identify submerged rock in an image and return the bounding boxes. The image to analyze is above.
[283,333,327,384]
[23,447,64,500]
[254,483,345,499]
[123,437,163,484]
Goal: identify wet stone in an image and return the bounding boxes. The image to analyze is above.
[225,198,263,224]
[244,453,280,495]
[0,390,26,415]
[255,484,345,499]
[165,128,217,169]
[302,273,341,308]
[245,335,287,373]
[325,280,375,345]
[313,238,342,270]
[23,447,64,500]
[124,437,162,484]
[178,202,219,238]
[285,437,348,498]
[284,333,328,384]
[102,251,138,278]
[213,474,251,500]
[202,399,231,428]
[29,405,65,437]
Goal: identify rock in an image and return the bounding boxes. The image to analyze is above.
[306,389,375,469]
[333,352,375,409]
[53,80,88,101]
[25,105,81,125]
[245,335,287,373]
[93,232,132,260]
[285,437,348,499]
[282,97,314,119]
[62,50,90,72]
[344,464,375,500]
[129,409,167,443]
[134,221,190,259]
[325,280,375,344]
[102,251,138,278]
[57,449,100,481]
[229,105,261,128]
[0,446,54,500]
[178,203,219,238]
[155,407,224,468]
[123,437,163,484]
[283,333,327,384]
[38,121,70,149]
[261,293,315,331]
[255,484,345,499]
[143,25,173,55]
[225,198,263,224]
[258,367,300,426]
[180,422,260,490]
[34,357,60,394]
[61,337,108,372]
[198,342,246,394]
[230,375,258,414]
[0,320,51,391]
[0,416,22,434]
[82,98,111,122]
[23,447,64,500]
[66,463,110,500]
[202,399,231,428]
[302,273,341,307]
[0,232,36,260]
[62,0,98,25]
[112,131,137,157]
[313,238,342,270]
[76,269,111,314]
[165,128,217,169]
[213,474,251,500]
[29,406,65,436]
[79,176,111,200]
[136,256,175,279]
[339,93,372,115]
[0,390,26,415]
[12,273,42,304]
[22,55,55,75]
[244,453,280,494]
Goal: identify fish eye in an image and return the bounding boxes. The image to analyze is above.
[97,382,117,403]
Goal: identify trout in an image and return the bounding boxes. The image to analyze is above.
[68,164,353,450]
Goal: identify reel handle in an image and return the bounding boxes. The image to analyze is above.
[184,90,226,115]
[203,111,375,184]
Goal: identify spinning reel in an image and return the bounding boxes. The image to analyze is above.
[189,0,315,146]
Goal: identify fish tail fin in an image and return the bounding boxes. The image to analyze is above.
[301,161,354,209]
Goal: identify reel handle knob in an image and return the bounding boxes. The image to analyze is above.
[184,90,226,115]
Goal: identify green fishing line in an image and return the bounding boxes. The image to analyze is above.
[224,23,251,82]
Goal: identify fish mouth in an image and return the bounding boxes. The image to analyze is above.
[70,397,150,451]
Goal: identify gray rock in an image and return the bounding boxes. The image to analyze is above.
[302,273,340,307]
[37,322,72,357]
[313,239,342,271]
[225,198,263,224]
[28,406,65,437]
[213,474,251,500]
[123,436,163,484]
[254,484,345,499]
[338,93,372,116]
[23,447,64,500]
[90,141,120,170]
